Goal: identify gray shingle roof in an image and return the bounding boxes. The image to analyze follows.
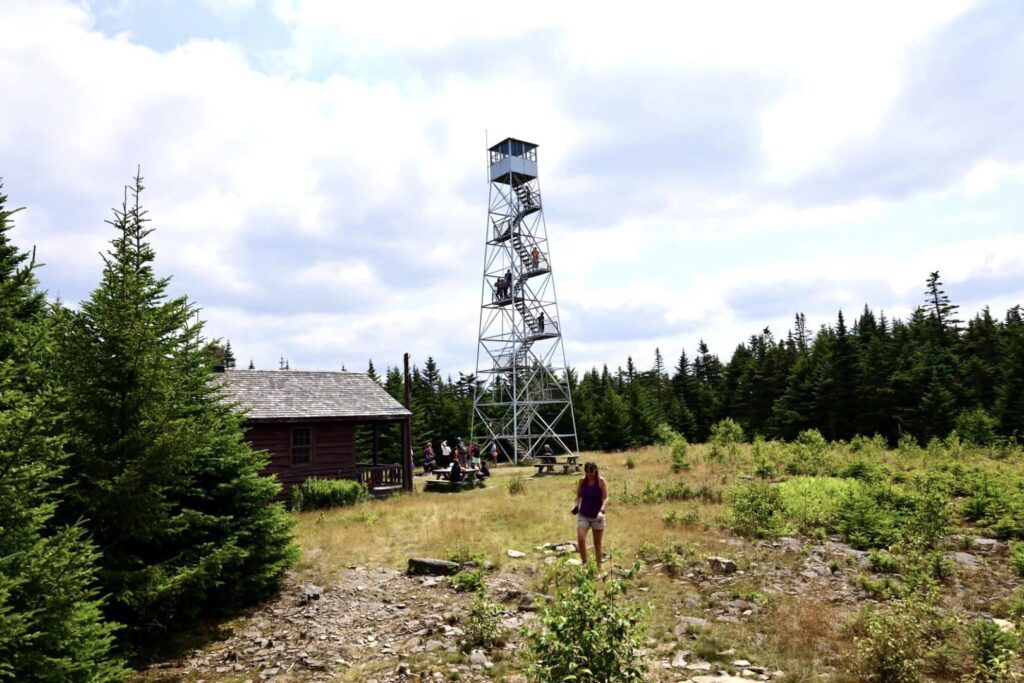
[216,370,411,421]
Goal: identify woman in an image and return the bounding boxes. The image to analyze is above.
[572,462,608,570]
[422,442,435,473]
[469,442,481,470]
[440,440,451,468]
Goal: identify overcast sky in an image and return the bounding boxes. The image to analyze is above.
[2,0,1023,376]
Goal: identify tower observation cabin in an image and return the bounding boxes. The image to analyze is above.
[472,138,578,465]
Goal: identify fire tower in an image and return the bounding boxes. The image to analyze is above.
[472,138,578,464]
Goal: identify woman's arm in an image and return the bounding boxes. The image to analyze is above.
[573,480,582,510]
[598,477,609,516]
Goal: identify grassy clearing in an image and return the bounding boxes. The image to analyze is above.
[287,436,1024,680]
[294,447,734,579]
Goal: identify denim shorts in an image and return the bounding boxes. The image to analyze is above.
[577,514,605,531]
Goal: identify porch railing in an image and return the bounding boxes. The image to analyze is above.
[356,464,405,491]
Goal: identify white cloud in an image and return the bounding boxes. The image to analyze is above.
[2,0,1022,377]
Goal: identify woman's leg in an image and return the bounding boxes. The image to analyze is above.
[577,524,589,564]
[593,529,604,570]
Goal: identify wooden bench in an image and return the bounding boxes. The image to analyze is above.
[534,456,581,476]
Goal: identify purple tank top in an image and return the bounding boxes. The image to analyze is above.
[578,479,602,518]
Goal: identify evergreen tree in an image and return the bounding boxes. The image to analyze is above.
[55,175,297,643]
[223,340,236,369]
[997,306,1024,436]
[0,183,125,680]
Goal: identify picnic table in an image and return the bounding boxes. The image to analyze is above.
[424,466,485,491]
[534,454,580,476]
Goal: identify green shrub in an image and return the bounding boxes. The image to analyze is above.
[463,589,507,650]
[837,457,888,483]
[670,436,691,472]
[662,509,680,527]
[786,429,832,476]
[956,408,1000,446]
[654,423,681,445]
[1010,542,1024,578]
[966,619,1020,682]
[849,434,888,455]
[853,605,922,681]
[507,476,527,496]
[751,436,782,479]
[904,475,951,550]
[291,477,371,511]
[625,454,636,469]
[450,569,486,593]
[777,476,858,534]
[524,562,646,682]
[709,418,744,462]
[728,480,786,539]
[869,550,900,574]
[835,482,901,549]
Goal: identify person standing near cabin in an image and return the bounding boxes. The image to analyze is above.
[572,462,608,570]
[423,442,435,473]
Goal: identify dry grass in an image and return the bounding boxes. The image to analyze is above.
[293,445,737,579]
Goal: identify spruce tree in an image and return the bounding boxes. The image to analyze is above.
[55,175,296,643]
[0,182,125,680]
[996,306,1024,436]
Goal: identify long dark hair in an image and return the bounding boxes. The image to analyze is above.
[582,461,599,483]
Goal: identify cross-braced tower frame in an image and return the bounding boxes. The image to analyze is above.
[472,138,578,464]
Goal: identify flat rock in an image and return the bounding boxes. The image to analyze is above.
[507,549,527,558]
[686,661,712,671]
[945,551,980,569]
[708,556,738,574]
[671,651,689,668]
[973,538,1006,554]
[993,618,1015,633]
[733,659,752,667]
[671,618,712,638]
[675,616,712,634]
[407,558,459,576]
[691,676,750,683]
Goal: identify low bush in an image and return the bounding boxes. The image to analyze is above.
[507,476,527,496]
[523,562,646,682]
[869,550,900,574]
[728,480,786,539]
[670,435,691,472]
[463,589,507,650]
[709,418,744,463]
[966,619,1020,682]
[852,605,923,681]
[786,429,833,476]
[1010,542,1024,579]
[291,477,371,511]
[450,569,486,593]
[777,476,858,534]
[625,454,636,469]
[955,408,1000,446]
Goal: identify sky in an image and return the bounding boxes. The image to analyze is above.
[1,0,1023,376]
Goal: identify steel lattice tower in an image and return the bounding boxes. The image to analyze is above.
[472,138,578,464]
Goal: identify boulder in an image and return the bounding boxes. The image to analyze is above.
[407,558,459,576]
[708,556,738,574]
[675,616,712,634]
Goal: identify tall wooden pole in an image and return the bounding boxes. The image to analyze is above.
[402,352,413,491]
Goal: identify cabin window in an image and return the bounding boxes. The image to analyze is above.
[291,428,313,465]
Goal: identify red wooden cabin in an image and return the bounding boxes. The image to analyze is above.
[216,369,413,496]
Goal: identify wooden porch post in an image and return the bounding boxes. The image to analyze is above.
[403,353,413,491]
[372,423,380,467]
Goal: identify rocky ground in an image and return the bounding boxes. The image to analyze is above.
[139,535,1015,682]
